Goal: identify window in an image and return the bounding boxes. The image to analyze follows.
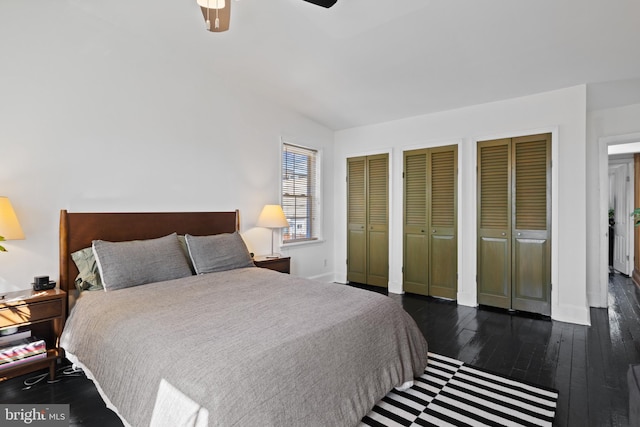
[281,142,320,243]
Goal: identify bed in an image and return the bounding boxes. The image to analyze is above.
[58,210,428,427]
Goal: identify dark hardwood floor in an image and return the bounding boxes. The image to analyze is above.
[1,273,638,426]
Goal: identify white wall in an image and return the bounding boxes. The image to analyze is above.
[0,2,335,292]
[586,103,640,307]
[334,85,589,325]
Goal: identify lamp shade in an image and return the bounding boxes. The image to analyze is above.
[256,205,289,229]
[0,197,25,240]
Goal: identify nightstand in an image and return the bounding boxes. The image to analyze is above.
[0,288,66,381]
[254,256,291,274]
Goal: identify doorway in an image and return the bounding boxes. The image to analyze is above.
[608,157,634,276]
[598,134,640,307]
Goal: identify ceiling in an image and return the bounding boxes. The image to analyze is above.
[43,0,640,129]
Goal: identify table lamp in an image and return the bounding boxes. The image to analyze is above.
[0,197,24,252]
[256,205,289,258]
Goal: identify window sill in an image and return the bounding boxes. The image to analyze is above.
[281,239,325,249]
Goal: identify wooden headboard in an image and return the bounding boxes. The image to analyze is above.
[59,209,240,308]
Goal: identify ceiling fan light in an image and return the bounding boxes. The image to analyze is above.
[198,0,230,32]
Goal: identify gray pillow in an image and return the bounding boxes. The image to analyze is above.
[71,247,104,292]
[93,233,193,291]
[177,235,196,274]
[185,232,254,274]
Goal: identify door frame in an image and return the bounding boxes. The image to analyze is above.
[598,132,640,307]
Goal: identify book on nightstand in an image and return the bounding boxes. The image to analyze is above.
[0,337,47,370]
[0,329,32,346]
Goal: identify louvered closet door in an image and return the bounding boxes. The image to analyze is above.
[511,134,551,315]
[429,146,457,299]
[403,146,457,298]
[347,157,367,284]
[404,149,429,294]
[477,139,512,309]
[477,134,551,315]
[366,154,389,287]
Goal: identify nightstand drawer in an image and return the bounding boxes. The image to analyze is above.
[0,299,63,328]
[254,256,291,274]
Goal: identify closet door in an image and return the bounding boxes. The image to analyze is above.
[366,154,389,287]
[477,134,551,315]
[347,154,389,287]
[403,146,457,298]
[347,157,367,283]
[429,146,457,299]
[403,150,429,294]
[511,134,551,315]
[477,139,512,309]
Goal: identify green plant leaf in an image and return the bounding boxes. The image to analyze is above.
[0,245,6,252]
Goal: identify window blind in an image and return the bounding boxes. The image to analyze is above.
[282,143,319,243]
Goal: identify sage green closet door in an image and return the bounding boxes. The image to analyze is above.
[366,154,389,287]
[347,154,388,287]
[511,134,551,316]
[403,145,457,298]
[477,139,512,308]
[347,157,367,284]
[429,146,457,299]
[477,134,551,316]
[403,150,429,294]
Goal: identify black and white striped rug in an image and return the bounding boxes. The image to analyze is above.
[361,352,558,427]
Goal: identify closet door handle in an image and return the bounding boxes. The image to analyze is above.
[432,229,436,233]
[501,232,506,236]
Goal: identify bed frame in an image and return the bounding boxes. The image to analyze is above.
[59,209,240,311]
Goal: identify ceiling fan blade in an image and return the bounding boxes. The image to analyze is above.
[302,0,337,8]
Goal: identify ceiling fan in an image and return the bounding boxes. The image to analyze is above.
[197,0,337,33]
[302,0,337,7]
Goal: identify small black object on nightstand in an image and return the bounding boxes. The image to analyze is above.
[32,276,56,291]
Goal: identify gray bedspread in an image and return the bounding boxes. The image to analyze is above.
[60,267,428,427]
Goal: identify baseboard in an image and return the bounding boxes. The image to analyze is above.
[552,303,591,326]
[457,291,477,307]
[307,272,336,282]
[334,273,348,284]
[587,291,607,308]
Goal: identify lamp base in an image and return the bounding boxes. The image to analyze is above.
[265,253,281,259]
